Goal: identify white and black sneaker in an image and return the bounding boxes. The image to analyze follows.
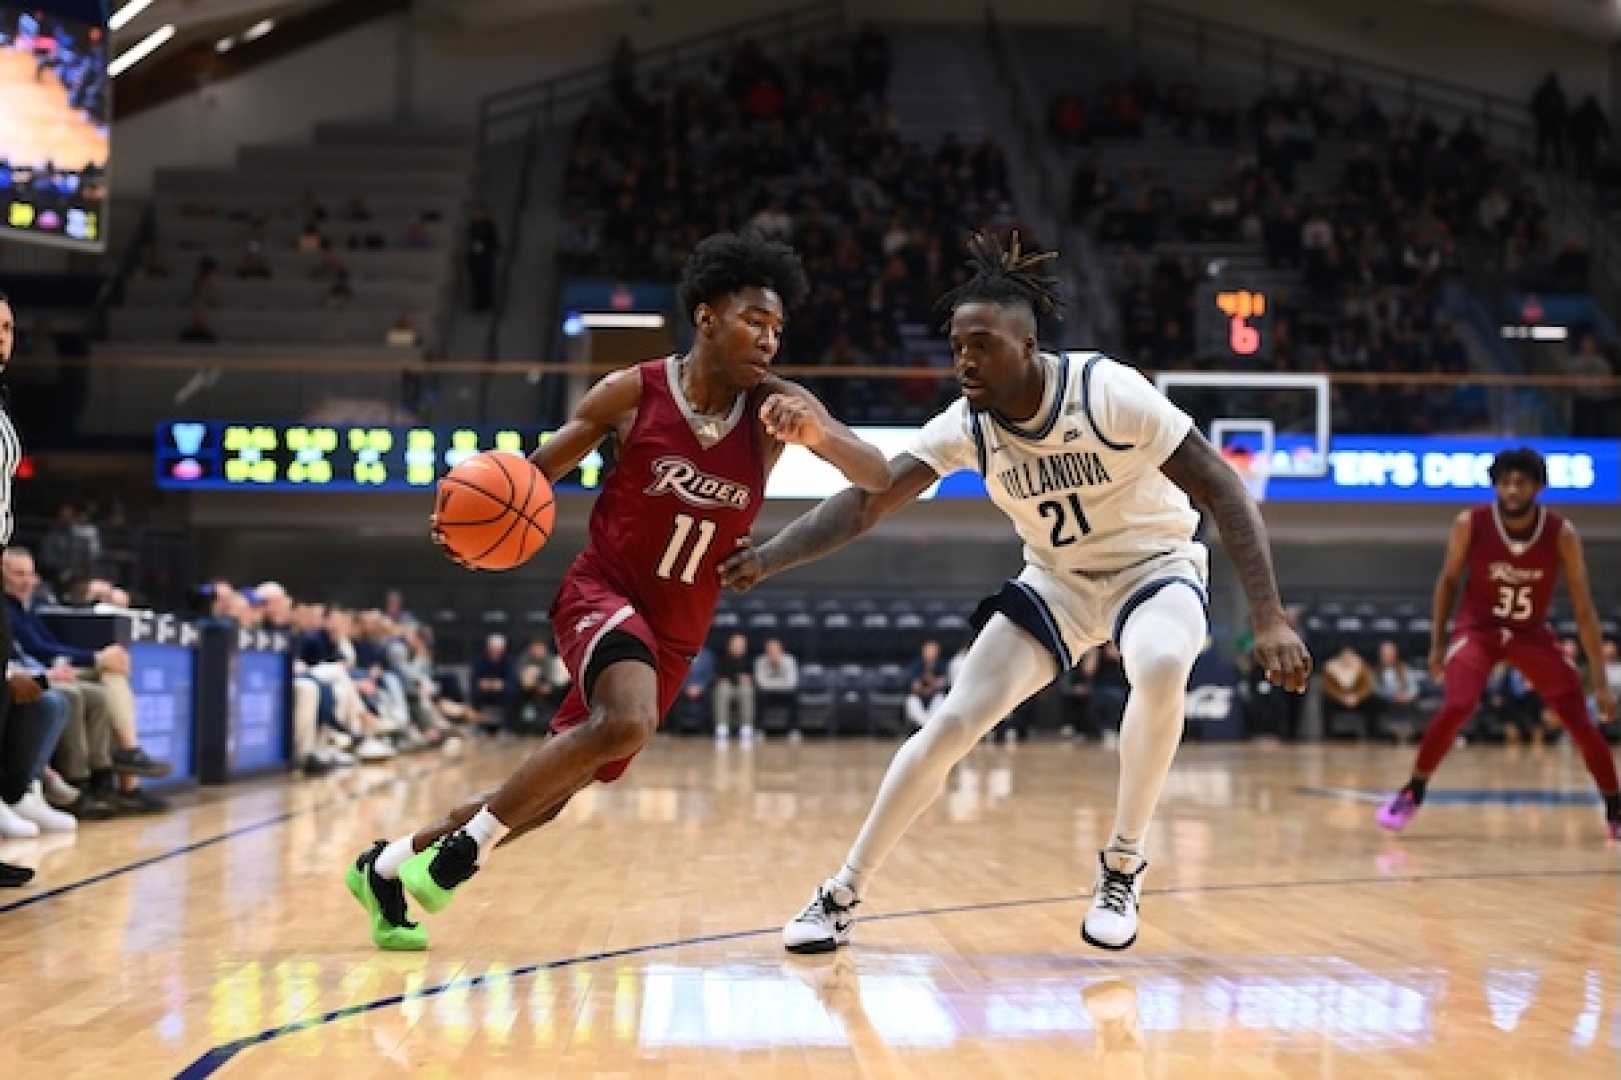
[783,878,859,954]
[1082,849,1148,950]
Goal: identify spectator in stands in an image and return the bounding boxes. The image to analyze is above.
[1373,640,1422,741]
[904,639,949,728]
[471,632,516,729]
[1565,332,1615,436]
[1486,661,1542,744]
[713,632,755,741]
[754,637,800,737]
[325,270,355,309]
[1082,643,1129,744]
[4,548,169,782]
[237,235,272,280]
[12,638,143,818]
[1322,644,1379,736]
[1568,95,1609,181]
[297,604,394,762]
[514,639,568,736]
[386,312,420,348]
[0,671,73,837]
[678,645,716,732]
[382,589,417,629]
[1532,73,1568,170]
[466,202,500,312]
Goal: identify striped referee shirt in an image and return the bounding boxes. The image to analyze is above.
[0,406,18,546]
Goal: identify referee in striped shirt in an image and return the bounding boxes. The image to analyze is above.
[0,290,31,886]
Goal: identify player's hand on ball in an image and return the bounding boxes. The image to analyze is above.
[718,537,765,592]
[428,512,475,571]
[760,394,824,447]
[1253,616,1311,693]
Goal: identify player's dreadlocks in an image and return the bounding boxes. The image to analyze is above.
[1488,446,1548,487]
[935,230,1063,325]
[677,231,809,323]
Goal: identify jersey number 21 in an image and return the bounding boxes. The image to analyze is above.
[1038,493,1092,547]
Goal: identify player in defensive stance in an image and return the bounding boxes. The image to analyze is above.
[721,233,1312,952]
[345,233,889,950]
[1377,447,1619,839]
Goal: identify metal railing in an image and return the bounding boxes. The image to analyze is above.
[24,349,1619,439]
[1132,3,1534,153]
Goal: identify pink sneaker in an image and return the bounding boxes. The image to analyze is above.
[1376,791,1419,832]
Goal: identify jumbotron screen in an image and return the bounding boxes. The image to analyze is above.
[0,2,109,251]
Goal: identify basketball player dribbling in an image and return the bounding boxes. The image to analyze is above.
[722,232,1313,953]
[345,232,890,950]
[1377,447,1620,840]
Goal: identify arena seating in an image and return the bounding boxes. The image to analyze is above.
[109,123,471,351]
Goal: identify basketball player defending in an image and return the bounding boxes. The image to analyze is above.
[1376,448,1620,839]
[345,233,889,950]
[721,233,1312,952]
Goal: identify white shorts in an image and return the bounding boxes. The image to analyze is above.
[972,547,1210,672]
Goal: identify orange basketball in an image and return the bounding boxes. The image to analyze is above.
[434,452,555,571]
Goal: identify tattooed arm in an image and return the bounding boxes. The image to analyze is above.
[719,454,939,590]
[1160,428,1312,692]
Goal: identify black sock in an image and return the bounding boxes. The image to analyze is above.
[1604,792,1620,823]
[1405,777,1428,804]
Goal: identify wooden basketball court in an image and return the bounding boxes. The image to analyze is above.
[2,738,1617,1077]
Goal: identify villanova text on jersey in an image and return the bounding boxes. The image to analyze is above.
[996,450,1113,501]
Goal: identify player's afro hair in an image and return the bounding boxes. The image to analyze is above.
[935,230,1063,326]
[677,231,809,324]
[1488,446,1548,487]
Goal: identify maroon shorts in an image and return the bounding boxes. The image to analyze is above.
[1442,623,1584,708]
[548,570,695,783]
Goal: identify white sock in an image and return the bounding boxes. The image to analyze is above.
[374,835,417,880]
[840,616,1057,887]
[831,863,864,900]
[1111,583,1205,844]
[463,806,511,861]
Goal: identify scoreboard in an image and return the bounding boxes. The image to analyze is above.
[156,422,607,492]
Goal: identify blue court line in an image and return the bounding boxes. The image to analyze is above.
[1300,785,1605,806]
[171,863,1621,1079]
[0,760,456,916]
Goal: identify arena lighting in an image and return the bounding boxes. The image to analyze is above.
[216,35,237,53]
[243,18,276,42]
[109,0,155,32]
[579,312,666,329]
[109,23,176,77]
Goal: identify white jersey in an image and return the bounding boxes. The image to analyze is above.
[910,351,1202,577]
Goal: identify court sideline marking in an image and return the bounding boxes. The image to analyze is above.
[172,864,1621,1079]
[0,758,460,915]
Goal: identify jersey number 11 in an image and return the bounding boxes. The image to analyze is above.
[657,513,717,585]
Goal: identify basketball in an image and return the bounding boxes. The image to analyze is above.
[434,452,555,571]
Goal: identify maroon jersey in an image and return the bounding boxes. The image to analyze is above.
[1454,504,1565,634]
[564,356,768,654]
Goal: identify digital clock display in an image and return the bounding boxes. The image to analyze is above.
[155,422,607,492]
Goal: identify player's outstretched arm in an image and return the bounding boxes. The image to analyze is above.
[1427,511,1472,682]
[758,380,891,492]
[1160,429,1312,692]
[719,454,937,591]
[527,367,642,483]
[1558,520,1616,721]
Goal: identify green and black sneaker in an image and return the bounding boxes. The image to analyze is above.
[346,840,429,951]
[398,830,480,914]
